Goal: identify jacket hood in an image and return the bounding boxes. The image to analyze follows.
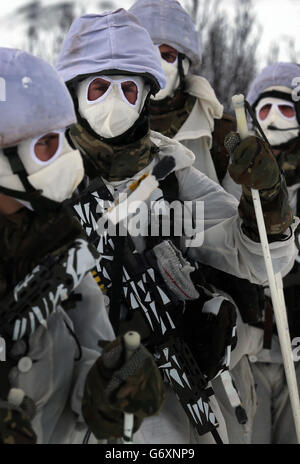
[150,130,195,171]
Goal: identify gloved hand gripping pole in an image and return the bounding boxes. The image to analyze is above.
[122,331,141,444]
[232,94,300,443]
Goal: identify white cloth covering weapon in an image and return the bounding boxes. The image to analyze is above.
[232,94,300,443]
[122,331,141,444]
[102,156,176,226]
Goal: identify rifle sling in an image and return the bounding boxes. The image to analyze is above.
[263,297,273,350]
[108,235,126,335]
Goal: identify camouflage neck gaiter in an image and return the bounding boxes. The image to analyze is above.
[70,124,156,182]
[149,92,196,139]
[276,137,300,186]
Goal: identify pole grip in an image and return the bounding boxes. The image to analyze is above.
[123,331,141,444]
[124,331,141,361]
[231,94,249,140]
[232,93,300,443]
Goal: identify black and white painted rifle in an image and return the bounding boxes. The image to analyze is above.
[70,157,224,442]
[0,237,98,402]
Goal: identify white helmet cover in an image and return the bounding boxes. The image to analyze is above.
[56,9,166,94]
[0,48,76,148]
[247,62,300,108]
[129,0,202,73]
[0,48,84,208]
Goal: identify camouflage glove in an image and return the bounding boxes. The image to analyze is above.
[82,337,165,439]
[225,132,293,240]
[0,401,37,444]
[225,132,280,190]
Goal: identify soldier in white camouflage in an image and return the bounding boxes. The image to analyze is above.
[56,8,297,444]
[244,62,300,444]
[129,0,294,444]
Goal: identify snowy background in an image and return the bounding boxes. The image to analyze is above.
[0,0,299,111]
[0,0,299,62]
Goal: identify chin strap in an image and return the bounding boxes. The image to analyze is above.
[3,146,37,195]
[245,100,274,147]
[267,126,300,132]
[177,53,187,92]
[1,146,59,213]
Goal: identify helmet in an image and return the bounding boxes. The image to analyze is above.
[0,48,76,149]
[0,48,83,210]
[56,9,166,94]
[247,62,300,123]
[129,0,202,73]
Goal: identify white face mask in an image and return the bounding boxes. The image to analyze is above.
[151,49,190,101]
[77,75,150,139]
[256,96,299,147]
[0,131,84,204]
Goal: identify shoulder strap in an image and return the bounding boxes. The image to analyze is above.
[210,114,236,184]
[145,172,181,250]
[159,171,180,202]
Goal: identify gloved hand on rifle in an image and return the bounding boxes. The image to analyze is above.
[182,292,237,381]
[225,133,293,241]
[81,336,165,439]
[0,400,37,444]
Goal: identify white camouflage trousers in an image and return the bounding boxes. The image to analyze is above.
[251,361,300,444]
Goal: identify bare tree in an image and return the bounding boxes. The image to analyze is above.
[266,42,280,65]
[183,0,260,111]
[12,0,276,111]
[285,36,299,63]
[266,35,299,67]
[184,0,220,38]
[16,0,116,65]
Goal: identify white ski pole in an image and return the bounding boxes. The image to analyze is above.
[232,94,300,443]
[122,331,141,444]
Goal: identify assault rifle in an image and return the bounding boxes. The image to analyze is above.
[119,239,223,442]
[0,237,98,401]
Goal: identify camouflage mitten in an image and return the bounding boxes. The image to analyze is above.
[225,132,293,240]
[82,337,165,439]
[0,400,37,444]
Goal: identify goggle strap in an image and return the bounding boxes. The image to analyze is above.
[253,90,294,106]
[245,100,272,149]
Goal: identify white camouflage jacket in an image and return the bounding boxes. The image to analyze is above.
[9,274,114,444]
